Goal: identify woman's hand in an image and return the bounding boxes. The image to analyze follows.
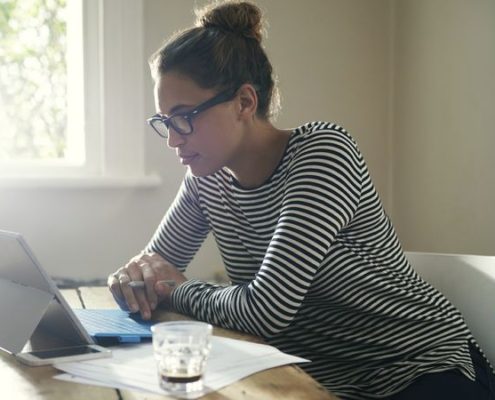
[107,252,187,320]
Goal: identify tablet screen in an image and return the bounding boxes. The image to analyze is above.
[28,345,102,359]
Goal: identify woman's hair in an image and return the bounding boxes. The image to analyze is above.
[149,1,280,120]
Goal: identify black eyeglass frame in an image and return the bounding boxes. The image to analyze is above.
[147,86,240,138]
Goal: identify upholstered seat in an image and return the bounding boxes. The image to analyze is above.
[406,251,495,365]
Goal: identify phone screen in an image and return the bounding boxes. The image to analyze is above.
[28,345,102,359]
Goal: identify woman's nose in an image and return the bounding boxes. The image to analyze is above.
[167,129,186,149]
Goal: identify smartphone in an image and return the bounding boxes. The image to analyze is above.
[15,344,111,366]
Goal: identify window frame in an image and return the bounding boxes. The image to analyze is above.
[0,0,159,188]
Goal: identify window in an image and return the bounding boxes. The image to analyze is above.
[0,0,158,187]
[0,0,77,163]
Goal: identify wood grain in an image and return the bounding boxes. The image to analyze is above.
[0,288,117,399]
[2,287,338,399]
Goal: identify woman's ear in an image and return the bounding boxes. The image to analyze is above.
[237,84,258,119]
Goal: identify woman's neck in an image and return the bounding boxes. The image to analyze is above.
[226,120,291,189]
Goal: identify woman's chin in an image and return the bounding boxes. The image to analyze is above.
[187,163,219,178]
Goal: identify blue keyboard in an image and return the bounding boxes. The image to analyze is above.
[74,308,153,343]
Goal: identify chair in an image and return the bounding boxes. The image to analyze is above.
[405,251,495,365]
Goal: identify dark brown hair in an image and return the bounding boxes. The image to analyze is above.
[149,1,279,119]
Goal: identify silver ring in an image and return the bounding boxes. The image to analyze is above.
[118,274,130,283]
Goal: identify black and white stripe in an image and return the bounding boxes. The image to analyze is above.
[147,121,475,399]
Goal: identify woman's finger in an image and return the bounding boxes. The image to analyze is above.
[126,261,152,319]
[140,262,158,310]
[107,272,129,311]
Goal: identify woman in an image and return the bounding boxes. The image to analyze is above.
[108,1,494,399]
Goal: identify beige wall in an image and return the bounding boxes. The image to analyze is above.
[0,0,391,281]
[148,0,495,258]
[1,0,493,281]
[392,0,495,255]
[145,0,392,204]
[143,0,392,280]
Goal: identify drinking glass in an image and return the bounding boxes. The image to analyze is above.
[151,321,212,395]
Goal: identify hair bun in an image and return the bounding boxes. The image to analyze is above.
[196,1,263,43]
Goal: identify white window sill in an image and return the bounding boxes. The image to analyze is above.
[0,174,162,189]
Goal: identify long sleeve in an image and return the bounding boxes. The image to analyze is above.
[164,123,476,399]
[145,172,210,270]
[172,125,363,337]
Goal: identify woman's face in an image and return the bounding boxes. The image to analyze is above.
[153,72,245,177]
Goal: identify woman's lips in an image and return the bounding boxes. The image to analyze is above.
[179,153,198,165]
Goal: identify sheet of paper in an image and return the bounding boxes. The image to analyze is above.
[54,335,309,399]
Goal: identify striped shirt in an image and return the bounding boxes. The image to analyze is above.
[146,121,475,399]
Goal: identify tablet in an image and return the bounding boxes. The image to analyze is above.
[0,230,111,365]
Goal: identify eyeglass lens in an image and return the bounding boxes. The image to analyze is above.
[151,115,192,138]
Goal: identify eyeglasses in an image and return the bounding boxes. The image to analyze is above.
[147,86,239,139]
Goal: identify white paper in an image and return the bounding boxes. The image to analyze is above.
[54,336,309,399]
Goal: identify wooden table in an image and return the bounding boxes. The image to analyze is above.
[0,286,338,399]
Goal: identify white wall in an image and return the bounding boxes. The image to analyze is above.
[144,0,392,197]
[0,0,392,281]
[7,0,494,281]
[392,0,495,255]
